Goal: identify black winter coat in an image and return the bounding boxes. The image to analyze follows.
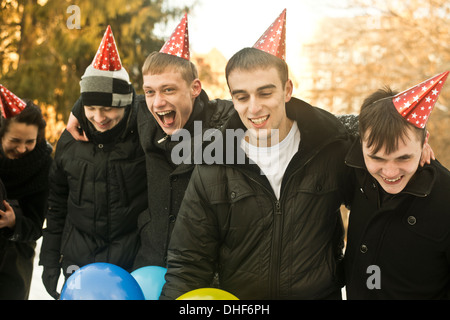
[160,98,353,300]
[40,96,147,273]
[133,90,234,269]
[0,140,52,299]
[344,139,450,299]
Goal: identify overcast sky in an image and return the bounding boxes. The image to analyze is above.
[155,0,340,60]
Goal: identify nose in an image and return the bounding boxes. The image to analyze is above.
[16,143,27,154]
[382,162,400,178]
[153,92,166,109]
[93,110,106,123]
[248,97,262,115]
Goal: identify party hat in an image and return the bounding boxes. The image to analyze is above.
[92,25,123,71]
[80,25,132,108]
[253,9,286,60]
[393,71,449,128]
[0,84,26,118]
[160,13,190,60]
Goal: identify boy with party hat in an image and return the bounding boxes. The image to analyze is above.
[40,26,147,299]
[131,14,235,270]
[160,9,354,300]
[344,71,450,299]
[65,15,235,270]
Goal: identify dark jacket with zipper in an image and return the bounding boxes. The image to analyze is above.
[160,97,353,300]
[133,90,234,269]
[40,95,147,273]
[344,139,450,299]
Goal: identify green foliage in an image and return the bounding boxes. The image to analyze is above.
[0,0,185,117]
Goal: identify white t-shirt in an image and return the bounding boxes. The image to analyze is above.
[241,121,301,199]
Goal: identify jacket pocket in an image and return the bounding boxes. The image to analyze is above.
[401,209,450,243]
[66,160,88,207]
[295,171,339,195]
[113,155,146,207]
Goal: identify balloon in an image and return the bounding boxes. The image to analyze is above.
[176,288,239,300]
[60,263,145,300]
[131,266,167,300]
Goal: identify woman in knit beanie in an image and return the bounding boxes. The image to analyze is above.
[0,85,53,299]
[39,26,147,299]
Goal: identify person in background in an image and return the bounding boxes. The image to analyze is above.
[39,26,147,299]
[0,85,52,299]
[160,10,353,300]
[344,71,450,299]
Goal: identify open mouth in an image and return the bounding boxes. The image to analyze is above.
[156,110,176,127]
[382,176,403,184]
[249,115,270,127]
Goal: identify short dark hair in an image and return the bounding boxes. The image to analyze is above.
[142,51,198,85]
[0,101,47,143]
[225,47,289,88]
[359,86,427,155]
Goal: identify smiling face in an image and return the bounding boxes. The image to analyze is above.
[84,106,125,132]
[362,127,424,194]
[1,121,38,159]
[143,70,201,136]
[228,67,293,147]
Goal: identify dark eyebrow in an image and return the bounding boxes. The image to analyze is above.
[368,153,414,160]
[367,154,383,160]
[231,84,276,96]
[257,84,276,91]
[230,89,246,96]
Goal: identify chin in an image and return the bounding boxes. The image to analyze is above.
[380,182,406,195]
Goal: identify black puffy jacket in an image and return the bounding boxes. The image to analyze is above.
[133,90,235,269]
[40,96,147,273]
[160,98,353,300]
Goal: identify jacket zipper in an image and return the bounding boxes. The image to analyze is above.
[271,200,283,299]
[241,173,287,299]
[227,137,346,298]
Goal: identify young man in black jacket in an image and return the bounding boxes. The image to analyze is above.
[40,26,148,299]
[344,72,450,299]
[66,15,235,270]
[160,10,354,300]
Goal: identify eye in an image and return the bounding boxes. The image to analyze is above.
[369,155,384,162]
[233,94,248,102]
[164,87,175,94]
[260,90,273,97]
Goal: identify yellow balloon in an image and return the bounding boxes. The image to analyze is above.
[176,288,239,300]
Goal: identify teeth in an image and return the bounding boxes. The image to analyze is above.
[250,116,269,124]
[383,177,401,182]
[157,110,173,116]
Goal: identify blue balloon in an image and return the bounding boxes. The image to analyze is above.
[131,266,167,300]
[60,263,145,300]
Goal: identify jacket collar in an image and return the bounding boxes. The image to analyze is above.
[226,97,349,154]
[345,138,436,197]
[221,97,350,186]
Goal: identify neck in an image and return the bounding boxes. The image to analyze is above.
[246,118,294,148]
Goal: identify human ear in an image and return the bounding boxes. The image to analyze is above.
[191,79,202,98]
[284,79,293,102]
